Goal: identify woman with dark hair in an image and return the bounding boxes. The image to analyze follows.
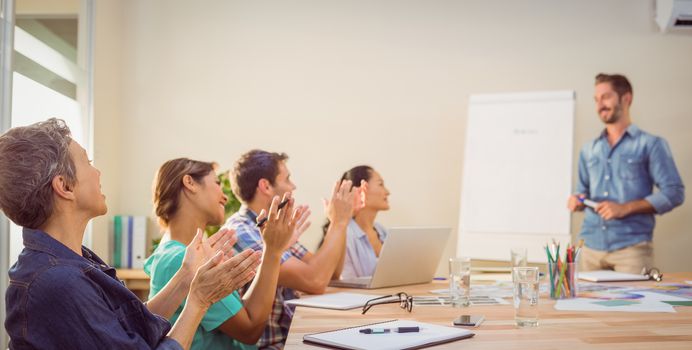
[146,158,306,350]
[325,166,390,279]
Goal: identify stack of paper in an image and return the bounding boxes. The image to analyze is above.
[578,270,649,282]
[285,292,380,310]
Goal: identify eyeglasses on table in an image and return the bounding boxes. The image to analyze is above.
[642,267,663,282]
[361,292,414,315]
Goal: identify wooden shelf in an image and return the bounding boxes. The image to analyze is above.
[116,268,149,280]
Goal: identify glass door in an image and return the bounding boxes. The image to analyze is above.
[8,0,94,265]
[1,0,15,348]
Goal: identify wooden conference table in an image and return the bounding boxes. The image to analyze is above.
[285,272,692,349]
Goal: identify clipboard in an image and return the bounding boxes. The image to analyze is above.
[303,319,474,350]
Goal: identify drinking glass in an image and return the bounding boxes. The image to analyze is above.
[449,257,471,307]
[510,247,528,268]
[512,266,539,327]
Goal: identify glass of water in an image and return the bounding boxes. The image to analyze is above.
[510,247,528,268]
[449,257,471,307]
[512,266,539,327]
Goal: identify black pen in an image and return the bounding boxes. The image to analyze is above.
[359,327,420,334]
[256,198,290,227]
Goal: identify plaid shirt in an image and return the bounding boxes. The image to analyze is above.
[224,206,309,349]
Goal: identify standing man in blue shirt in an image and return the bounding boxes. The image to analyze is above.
[568,73,685,274]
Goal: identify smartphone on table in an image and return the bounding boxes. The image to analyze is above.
[453,314,484,327]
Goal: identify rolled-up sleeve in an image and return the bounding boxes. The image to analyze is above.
[645,138,685,214]
[576,147,590,196]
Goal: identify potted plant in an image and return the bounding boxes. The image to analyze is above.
[205,170,241,236]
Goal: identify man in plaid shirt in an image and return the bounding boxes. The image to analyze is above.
[224,150,362,349]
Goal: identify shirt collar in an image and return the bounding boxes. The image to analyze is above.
[238,205,259,224]
[349,219,367,239]
[599,123,640,141]
[23,227,115,278]
[350,219,385,241]
[625,123,641,137]
[22,227,86,261]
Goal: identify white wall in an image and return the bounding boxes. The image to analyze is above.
[93,0,692,273]
[92,0,124,258]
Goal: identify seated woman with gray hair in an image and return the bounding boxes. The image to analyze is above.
[0,118,261,349]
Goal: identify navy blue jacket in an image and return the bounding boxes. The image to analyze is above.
[5,228,182,350]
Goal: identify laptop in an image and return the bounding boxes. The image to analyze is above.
[329,227,451,289]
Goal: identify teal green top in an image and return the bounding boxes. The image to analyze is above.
[144,239,257,350]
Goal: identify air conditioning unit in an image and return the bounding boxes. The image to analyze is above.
[656,0,692,32]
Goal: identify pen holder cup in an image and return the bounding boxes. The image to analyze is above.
[548,262,578,299]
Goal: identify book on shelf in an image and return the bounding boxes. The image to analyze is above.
[112,215,148,269]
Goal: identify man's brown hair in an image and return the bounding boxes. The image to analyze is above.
[595,73,633,99]
[231,150,288,203]
[0,118,77,229]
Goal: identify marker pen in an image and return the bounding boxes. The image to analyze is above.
[578,197,598,209]
[256,198,290,227]
[359,327,420,334]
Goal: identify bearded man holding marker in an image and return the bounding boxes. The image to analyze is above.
[567,73,684,274]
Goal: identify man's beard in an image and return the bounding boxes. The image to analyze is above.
[599,102,622,124]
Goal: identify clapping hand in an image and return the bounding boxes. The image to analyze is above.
[257,192,308,254]
[288,204,311,247]
[181,228,237,278]
[322,179,367,227]
[188,249,262,309]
